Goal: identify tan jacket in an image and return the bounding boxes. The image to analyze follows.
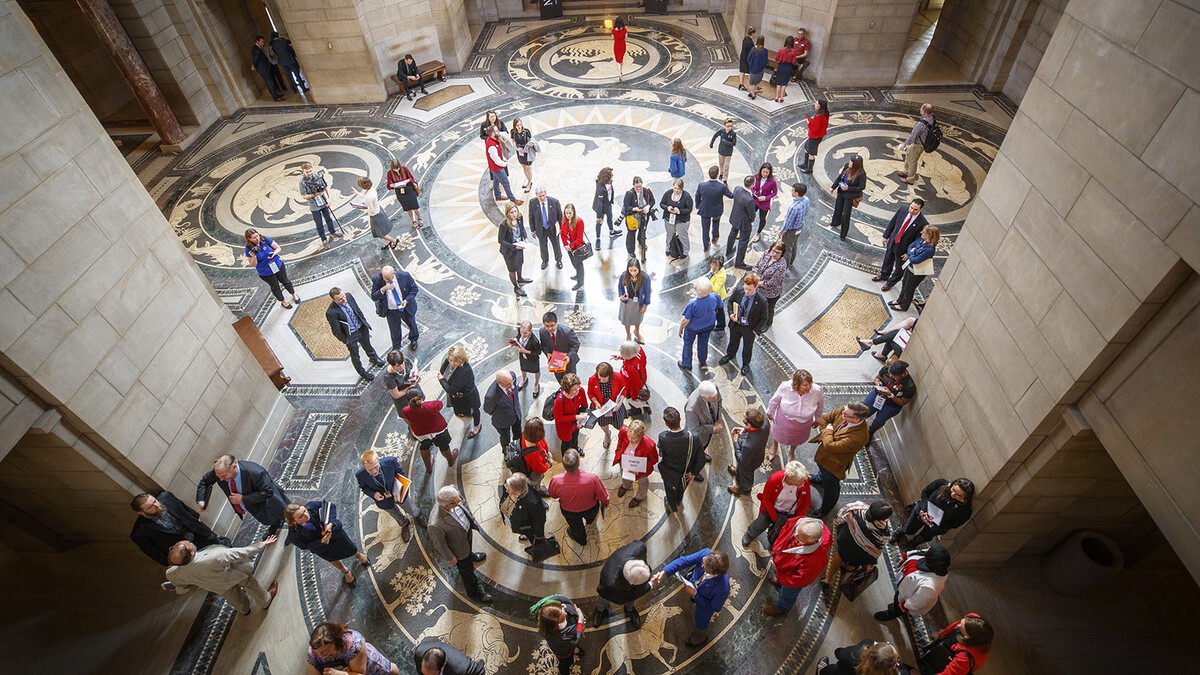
[812,407,870,480]
[166,540,268,595]
[429,503,478,561]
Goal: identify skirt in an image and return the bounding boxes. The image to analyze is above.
[502,247,524,272]
[749,71,765,85]
[309,528,359,562]
[773,62,793,85]
[618,300,644,327]
[369,211,393,238]
[805,136,823,156]
[394,186,419,211]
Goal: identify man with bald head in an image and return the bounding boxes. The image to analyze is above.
[483,369,523,448]
[371,264,420,352]
[164,535,279,616]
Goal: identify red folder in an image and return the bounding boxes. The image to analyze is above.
[548,350,569,372]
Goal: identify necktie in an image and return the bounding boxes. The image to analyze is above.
[228,479,246,516]
[507,387,515,406]
[551,331,556,344]
[390,280,402,308]
[542,202,549,229]
[895,214,914,244]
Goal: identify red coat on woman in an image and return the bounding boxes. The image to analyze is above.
[934,613,990,675]
[521,435,552,474]
[620,348,647,397]
[805,113,828,140]
[612,428,659,480]
[401,400,448,436]
[755,469,811,520]
[587,372,627,407]
[771,515,831,588]
[560,216,585,249]
[552,387,589,441]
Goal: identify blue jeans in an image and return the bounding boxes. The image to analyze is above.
[490,169,516,200]
[864,391,904,435]
[811,465,841,518]
[681,326,713,368]
[776,583,801,612]
[311,206,338,241]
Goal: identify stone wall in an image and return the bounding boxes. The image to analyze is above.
[0,0,292,535]
[353,0,441,91]
[1001,0,1065,103]
[894,0,1200,578]
[272,0,386,102]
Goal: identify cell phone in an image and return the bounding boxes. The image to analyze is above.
[161,581,176,591]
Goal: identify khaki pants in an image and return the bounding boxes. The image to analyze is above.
[221,575,272,614]
[620,476,649,500]
[717,155,732,181]
[904,144,924,179]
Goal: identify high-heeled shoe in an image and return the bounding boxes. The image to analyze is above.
[856,337,872,350]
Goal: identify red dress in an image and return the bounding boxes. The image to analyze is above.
[612,27,627,64]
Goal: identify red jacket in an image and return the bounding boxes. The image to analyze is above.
[385,166,417,190]
[485,136,506,172]
[553,388,589,441]
[401,400,448,436]
[805,113,828,140]
[755,469,811,520]
[771,516,831,588]
[612,428,658,480]
[935,613,990,675]
[561,217,585,249]
[776,46,796,64]
[521,436,552,474]
[620,348,647,396]
[587,372,627,408]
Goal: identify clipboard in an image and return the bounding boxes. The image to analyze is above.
[924,501,944,526]
[392,474,412,503]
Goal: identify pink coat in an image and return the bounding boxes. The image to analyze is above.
[766,381,823,446]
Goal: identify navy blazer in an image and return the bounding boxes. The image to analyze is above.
[695,179,734,218]
[195,460,287,526]
[618,274,652,308]
[325,294,371,343]
[727,287,770,334]
[661,548,730,627]
[906,238,936,265]
[881,207,928,251]
[271,37,298,66]
[130,491,224,566]
[284,499,357,561]
[482,371,522,428]
[729,187,757,228]
[355,456,411,512]
[370,271,418,318]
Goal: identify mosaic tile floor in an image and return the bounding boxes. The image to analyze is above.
[152,13,1013,675]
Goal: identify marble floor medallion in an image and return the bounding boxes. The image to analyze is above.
[509,25,692,96]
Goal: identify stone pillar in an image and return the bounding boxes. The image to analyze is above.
[891,0,1200,579]
[74,0,185,145]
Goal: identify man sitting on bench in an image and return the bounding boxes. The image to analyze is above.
[795,27,812,80]
[392,54,429,100]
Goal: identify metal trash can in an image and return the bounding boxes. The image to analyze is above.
[1041,530,1124,597]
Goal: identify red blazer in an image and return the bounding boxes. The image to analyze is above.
[805,113,829,140]
[587,372,627,408]
[612,428,658,480]
[620,348,647,396]
[771,516,831,588]
[553,388,589,441]
[755,469,811,520]
[386,166,418,190]
[560,217,585,249]
[935,613,990,675]
[401,400,448,436]
[521,436,552,474]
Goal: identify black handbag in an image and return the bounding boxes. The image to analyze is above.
[667,234,684,258]
[918,631,975,675]
[571,234,594,262]
[837,565,878,601]
[527,536,561,563]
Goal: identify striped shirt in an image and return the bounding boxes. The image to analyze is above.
[782,196,809,231]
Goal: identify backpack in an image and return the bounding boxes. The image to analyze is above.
[504,440,529,475]
[917,631,975,675]
[919,117,942,153]
[668,234,685,259]
[541,390,561,421]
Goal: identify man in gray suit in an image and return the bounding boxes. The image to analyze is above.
[196,454,288,536]
[428,486,493,603]
[723,175,759,269]
[165,535,279,615]
[482,370,523,449]
[685,381,724,477]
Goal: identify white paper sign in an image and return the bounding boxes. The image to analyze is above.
[621,454,648,475]
[925,501,945,526]
[594,399,619,417]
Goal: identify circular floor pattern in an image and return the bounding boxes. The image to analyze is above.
[509,25,692,97]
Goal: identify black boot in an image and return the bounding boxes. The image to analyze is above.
[799,156,812,174]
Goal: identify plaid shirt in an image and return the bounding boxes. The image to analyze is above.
[782,196,809,231]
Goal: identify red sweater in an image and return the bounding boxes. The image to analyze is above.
[401,400,448,436]
[771,516,831,588]
[552,388,589,441]
[587,372,627,408]
[756,470,811,520]
[935,613,990,675]
[776,46,796,64]
[805,113,828,139]
[560,217,585,249]
[620,348,647,396]
[612,429,658,480]
[521,436,552,474]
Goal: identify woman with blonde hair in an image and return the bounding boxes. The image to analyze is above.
[816,639,906,675]
[350,176,399,250]
[285,500,371,588]
[612,418,659,508]
[532,595,584,675]
[892,225,939,312]
[498,201,531,297]
[438,344,481,437]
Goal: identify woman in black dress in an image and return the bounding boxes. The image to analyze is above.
[737,26,756,91]
[385,159,423,229]
[593,166,617,240]
[498,201,531,297]
[511,117,534,193]
[438,344,482,438]
[892,478,974,550]
[285,500,371,587]
[533,595,584,675]
[829,154,867,240]
[513,320,542,397]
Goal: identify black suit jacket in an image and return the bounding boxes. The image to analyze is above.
[270,37,297,66]
[370,271,418,318]
[482,372,522,428]
[727,287,769,334]
[538,324,580,373]
[195,460,288,526]
[397,59,421,80]
[729,186,757,228]
[528,196,563,237]
[439,359,480,416]
[621,187,657,220]
[656,429,704,482]
[593,181,614,215]
[597,540,652,605]
[251,44,272,74]
[326,294,371,343]
[414,639,486,675]
[881,207,927,252]
[130,491,224,566]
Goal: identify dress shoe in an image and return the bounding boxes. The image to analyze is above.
[360,372,375,382]
[872,352,887,363]
[677,360,692,370]
[358,556,375,568]
[617,486,628,498]
[415,513,429,528]
[400,519,412,542]
[514,286,528,297]
[541,261,549,270]
[370,359,385,367]
[343,574,357,588]
[629,498,642,508]
[897,171,908,178]
[857,337,873,350]
[408,341,418,351]
[405,94,413,101]
[740,366,752,377]
[593,607,609,626]
[693,474,705,483]
[874,610,896,621]
[763,604,785,615]
[727,485,743,496]
[556,261,563,269]
[628,608,642,629]
[420,88,429,95]
[718,355,734,365]
[263,581,279,609]
[741,534,753,547]
[727,464,738,478]
[331,232,345,239]
[871,275,884,282]
[880,283,894,291]
[518,277,533,284]
[571,283,584,291]
[474,592,494,604]
[471,552,487,563]
[687,634,709,647]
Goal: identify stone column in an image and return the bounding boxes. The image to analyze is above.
[74,0,185,145]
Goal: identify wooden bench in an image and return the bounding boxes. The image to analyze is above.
[388,60,447,95]
[766,56,811,81]
[232,316,291,390]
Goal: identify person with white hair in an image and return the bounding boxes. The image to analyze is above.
[765,516,831,615]
[428,486,492,603]
[370,264,420,352]
[595,540,654,629]
[685,380,724,473]
[742,460,811,548]
[678,276,723,370]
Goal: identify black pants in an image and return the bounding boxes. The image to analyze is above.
[556,652,574,675]
[811,466,842,518]
[726,323,757,367]
[561,502,600,545]
[879,242,905,283]
[877,589,905,620]
[900,505,942,547]
[279,62,307,90]
[831,194,855,239]
[725,221,752,266]
[257,69,280,99]
[872,329,902,358]
[560,429,580,452]
[384,309,419,350]
[755,208,769,233]
[270,64,287,93]
[896,270,925,310]
[399,74,425,96]
[764,295,779,329]
[662,471,685,510]
[537,230,563,264]
[625,221,647,258]
[700,215,720,249]
[713,305,726,330]
[744,510,791,547]
[455,554,482,597]
[496,420,522,449]
[344,327,379,376]
[258,267,295,302]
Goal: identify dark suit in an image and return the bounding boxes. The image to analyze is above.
[370,271,419,351]
[251,43,280,99]
[195,460,288,533]
[597,540,652,614]
[878,207,928,284]
[695,178,734,250]
[538,324,580,381]
[428,503,485,597]
[270,36,306,90]
[482,372,522,448]
[657,429,703,510]
[593,181,614,235]
[130,491,227,566]
[528,196,564,265]
[355,455,424,527]
[395,59,426,97]
[620,186,656,258]
[725,287,769,368]
[325,294,380,376]
[724,186,758,266]
[283,500,358,562]
[414,639,486,675]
